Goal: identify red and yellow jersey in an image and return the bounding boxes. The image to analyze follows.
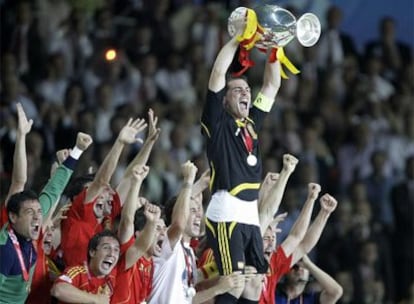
[55,264,116,304]
[112,254,154,304]
[60,188,121,267]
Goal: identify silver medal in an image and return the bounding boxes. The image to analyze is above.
[247,154,257,166]
[186,286,196,298]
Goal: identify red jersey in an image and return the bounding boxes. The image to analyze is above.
[26,231,60,304]
[55,263,117,304]
[60,188,121,267]
[259,247,292,304]
[0,204,7,226]
[112,255,154,304]
[112,237,153,304]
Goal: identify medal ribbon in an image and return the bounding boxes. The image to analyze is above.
[8,227,32,281]
[241,127,253,155]
[262,275,269,303]
[181,242,195,287]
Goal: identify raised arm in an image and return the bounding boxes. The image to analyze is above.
[43,149,71,229]
[116,109,160,203]
[259,154,298,235]
[47,202,72,251]
[269,212,288,234]
[124,202,161,270]
[301,255,343,304]
[192,169,210,198]
[39,132,93,217]
[208,36,240,92]
[281,183,321,258]
[118,165,149,244]
[251,50,282,115]
[49,149,70,178]
[258,172,279,234]
[5,103,33,203]
[291,194,337,264]
[167,161,197,249]
[86,117,147,203]
[259,53,281,100]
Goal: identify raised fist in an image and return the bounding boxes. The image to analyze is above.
[181,161,198,184]
[131,165,149,181]
[76,132,93,151]
[263,172,280,185]
[320,194,338,214]
[56,149,70,164]
[282,154,298,174]
[258,172,279,204]
[144,202,161,223]
[307,183,321,201]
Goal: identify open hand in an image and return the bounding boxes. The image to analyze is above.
[146,108,161,142]
[16,102,33,135]
[118,118,147,144]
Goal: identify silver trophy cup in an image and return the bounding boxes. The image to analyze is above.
[228,5,321,49]
[255,4,321,48]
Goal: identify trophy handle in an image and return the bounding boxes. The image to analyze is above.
[296,13,321,47]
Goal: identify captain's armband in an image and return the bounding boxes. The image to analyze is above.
[253,92,275,113]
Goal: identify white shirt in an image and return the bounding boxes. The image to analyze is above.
[205,191,260,226]
[149,236,196,304]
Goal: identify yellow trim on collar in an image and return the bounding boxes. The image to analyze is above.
[235,117,254,128]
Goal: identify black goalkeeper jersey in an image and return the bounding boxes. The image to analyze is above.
[201,89,267,201]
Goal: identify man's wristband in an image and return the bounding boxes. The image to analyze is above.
[70,146,83,160]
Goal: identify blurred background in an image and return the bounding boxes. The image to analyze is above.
[0,0,413,303]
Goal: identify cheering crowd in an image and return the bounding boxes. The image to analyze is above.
[0,1,413,304]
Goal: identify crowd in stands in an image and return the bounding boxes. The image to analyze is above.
[0,0,413,303]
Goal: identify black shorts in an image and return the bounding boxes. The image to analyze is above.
[205,218,268,275]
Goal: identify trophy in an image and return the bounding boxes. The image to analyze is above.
[227,5,321,78]
[228,5,321,49]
